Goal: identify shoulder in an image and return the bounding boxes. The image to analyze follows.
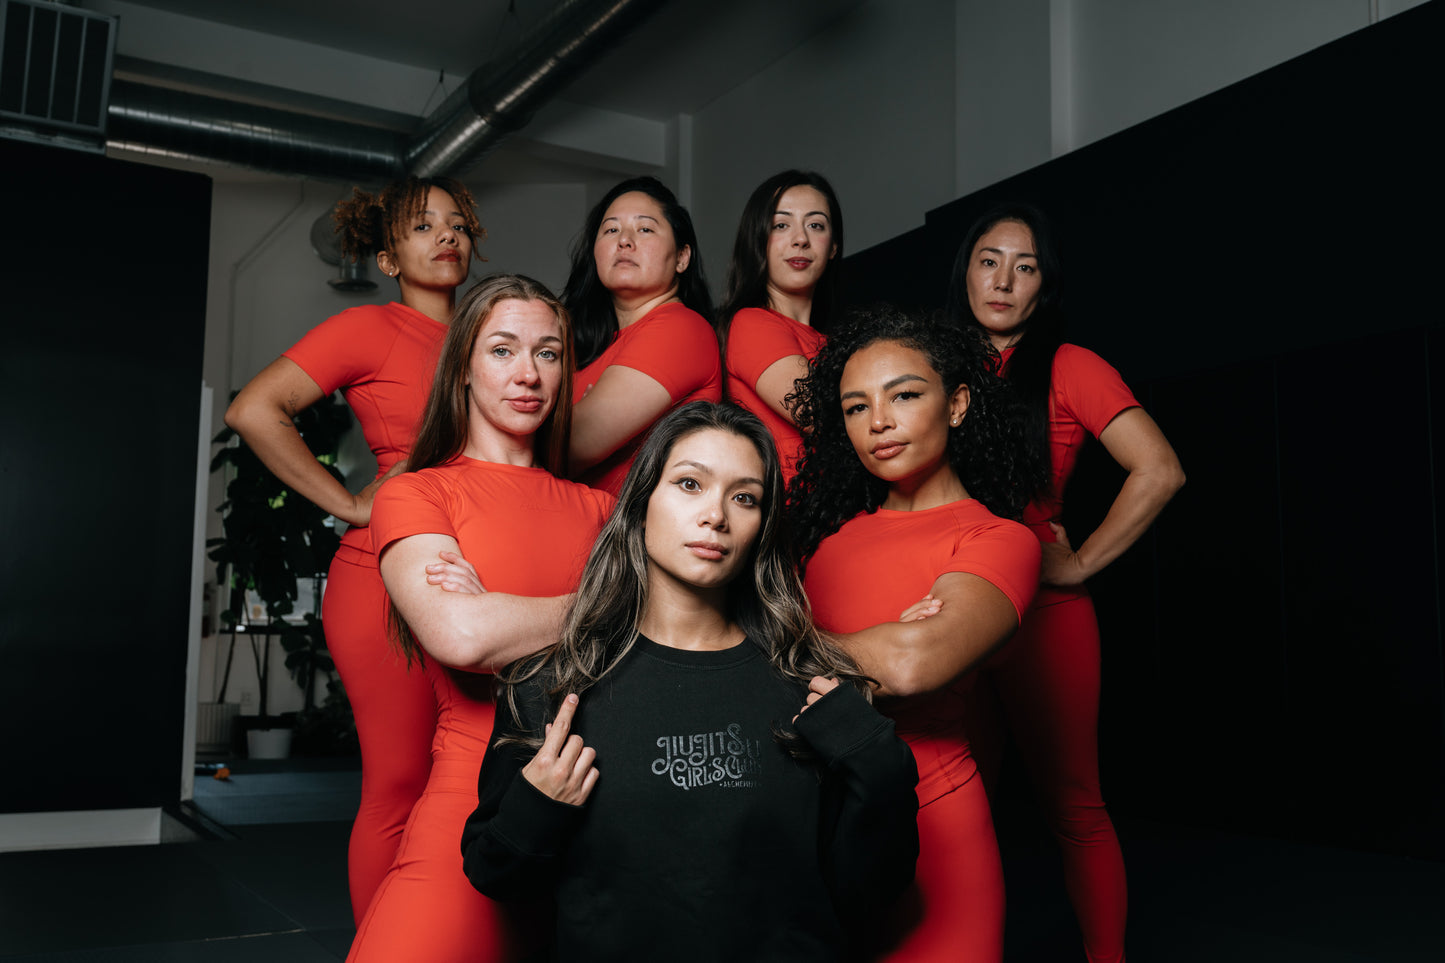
[1052,342,1123,381]
[374,463,456,511]
[632,302,714,340]
[546,473,618,520]
[945,500,1035,550]
[729,306,788,334]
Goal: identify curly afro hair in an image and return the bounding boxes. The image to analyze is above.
[786,305,1042,568]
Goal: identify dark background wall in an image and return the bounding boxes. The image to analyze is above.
[0,139,209,814]
[844,1,1443,860]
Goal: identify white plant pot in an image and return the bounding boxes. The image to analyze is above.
[246,727,293,759]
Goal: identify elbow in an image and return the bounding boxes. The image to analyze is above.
[1162,459,1186,500]
[221,398,245,434]
[877,650,945,700]
[415,626,497,673]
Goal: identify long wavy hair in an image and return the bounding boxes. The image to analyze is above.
[391,274,575,662]
[943,203,1063,499]
[499,401,871,757]
[716,170,846,358]
[787,306,1042,569]
[562,176,713,367]
[333,175,485,266]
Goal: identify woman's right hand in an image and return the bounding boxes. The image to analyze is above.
[521,694,599,806]
[349,459,408,527]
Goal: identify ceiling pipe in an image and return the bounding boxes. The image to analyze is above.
[107,81,405,183]
[104,0,665,182]
[406,0,664,176]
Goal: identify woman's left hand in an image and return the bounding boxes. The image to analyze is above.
[426,550,487,595]
[794,675,841,721]
[1040,522,1089,587]
[898,594,943,622]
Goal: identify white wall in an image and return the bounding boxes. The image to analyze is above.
[686,0,1431,262]
[691,0,958,268]
[1061,0,1422,151]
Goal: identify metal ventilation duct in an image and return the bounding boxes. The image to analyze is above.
[103,0,665,182]
[107,80,405,183]
[0,0,116,147]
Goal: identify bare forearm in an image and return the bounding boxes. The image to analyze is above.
[1073,462,1185,578]
[225,399,363,524]
[413,594,571,672]
[833,622,1003,699]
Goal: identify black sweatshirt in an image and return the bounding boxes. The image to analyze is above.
[461,636,919,962]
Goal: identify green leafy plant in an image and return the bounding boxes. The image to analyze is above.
[207,395,355,749]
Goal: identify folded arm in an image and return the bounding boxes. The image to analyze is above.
[832,572,1021,698]
[568,365,672,473]
[379,532,570,671]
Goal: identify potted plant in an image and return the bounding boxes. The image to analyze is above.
[208,394,354,758]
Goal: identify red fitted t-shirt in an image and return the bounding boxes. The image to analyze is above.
[284,302,446,565]
[804,499,1040,802]
[370,458,615,757]
[572,302,722,495]
[725,307,826,482]
[1003,343,1138,605]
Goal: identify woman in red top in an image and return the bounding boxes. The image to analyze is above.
[224,176,481,921]
[945,205,1185,963]
[790,308,1042,962]
[717,170,843,481]
[347,274,614,962]
[562,176,721,494]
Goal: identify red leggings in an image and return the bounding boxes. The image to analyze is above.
[877,770,1005,962]
[324,552,437,923]
[346,753,518,961]
[973,591,1128,963]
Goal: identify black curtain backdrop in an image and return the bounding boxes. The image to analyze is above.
[0,139,209,814]
[843,1,1444,860]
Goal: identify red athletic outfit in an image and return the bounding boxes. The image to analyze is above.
[348,458,613,963]
[724,307,825,482]
[804,500,1040,962]
[283,301,445,922]
[977,343,1139,963]
[572,302,722,494]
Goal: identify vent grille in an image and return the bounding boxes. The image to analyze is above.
[0,0,115,141]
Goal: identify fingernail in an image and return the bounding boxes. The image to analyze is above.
[566,693,578,705]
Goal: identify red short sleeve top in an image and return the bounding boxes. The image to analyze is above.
[724,307,826,482]
[572,302,722,494]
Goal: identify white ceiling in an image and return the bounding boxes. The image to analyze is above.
[103,0,870,121]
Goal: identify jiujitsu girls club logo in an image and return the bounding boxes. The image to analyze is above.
[650,724,762,790]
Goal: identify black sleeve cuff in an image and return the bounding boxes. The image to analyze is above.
[486,768,588,857]
[793,683,896,764]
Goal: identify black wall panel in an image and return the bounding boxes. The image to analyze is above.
[0,139,209,813]
[841,2,1444,857]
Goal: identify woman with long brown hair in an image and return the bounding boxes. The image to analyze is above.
[224,176,481,920]
[346,274,613,962]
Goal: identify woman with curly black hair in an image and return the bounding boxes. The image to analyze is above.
[945,204,1184,963]
[790,307,1042,962]
[462,401,919,960]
